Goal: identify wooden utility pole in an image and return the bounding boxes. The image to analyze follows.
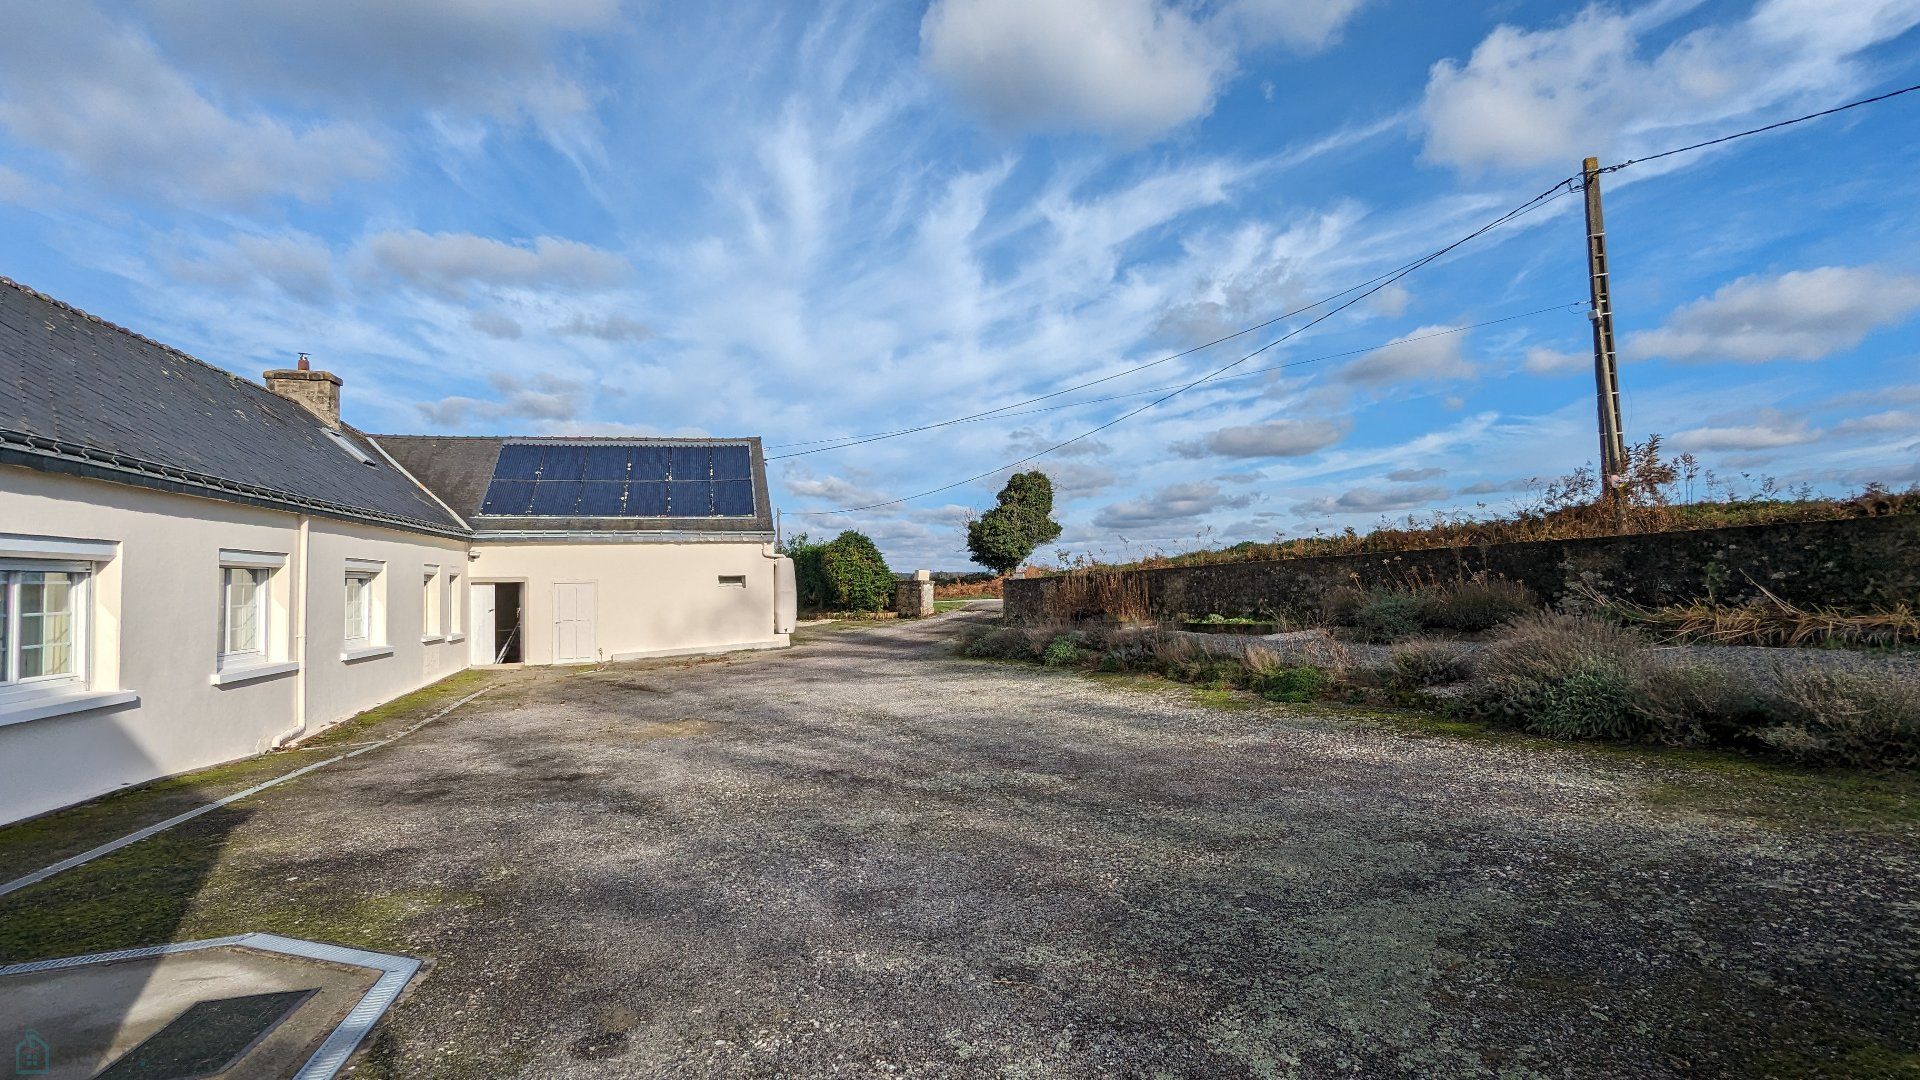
[1583,156,1628,494]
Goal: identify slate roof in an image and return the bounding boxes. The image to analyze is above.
[0,276,468,537]
[375,435,775,537]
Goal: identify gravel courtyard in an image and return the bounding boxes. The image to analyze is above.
[5,610,1917,1078]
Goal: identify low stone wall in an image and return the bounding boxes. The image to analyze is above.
[1005,514,1920,623]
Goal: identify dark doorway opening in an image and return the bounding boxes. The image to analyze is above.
[494,582,524,664]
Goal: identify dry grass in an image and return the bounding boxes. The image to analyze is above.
[1039,568,1151,624]
[934,578,1004,600]
[1584,582,1920,649]
[1064,438,1916,573]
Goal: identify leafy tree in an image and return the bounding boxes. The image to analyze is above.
[818,530,893,612]
[967,470,1063,575]
[780,532,833,611]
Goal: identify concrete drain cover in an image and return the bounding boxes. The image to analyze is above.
[0,934,418,1079]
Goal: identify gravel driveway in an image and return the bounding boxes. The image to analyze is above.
[10,610,1919,1077]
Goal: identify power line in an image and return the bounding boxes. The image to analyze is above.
[769,201,1570,460]
[791,178,1580,515]
[1598,82,1920,174]
[782,301,1580,446]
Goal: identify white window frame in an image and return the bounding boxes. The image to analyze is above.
[220,566,269,660]
[421,565,442,643]
[210,550,295,686]
[447,570,464,643]
[0,559,91,705]
[343,559,390,662]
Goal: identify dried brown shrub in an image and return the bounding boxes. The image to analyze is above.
[1039,568,1150,624]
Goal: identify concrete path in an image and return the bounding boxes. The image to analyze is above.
[5,613,1916,1077]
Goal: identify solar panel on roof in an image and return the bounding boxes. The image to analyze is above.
[626,481,668,515]
[581,445,630,481]
[668,445,709,480]
[481,479,535,515]
[528,480,582,515]
[714,479,755,516]
[475,441,757,519]
[576,481,625,515]
[493,445,544,480]
[632,445,671,481]
[540,444,588,478]
[666,480,712,516]
[712,444,752,480]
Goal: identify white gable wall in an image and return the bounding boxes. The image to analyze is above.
[0,466,468,824]
[468,540,788,664]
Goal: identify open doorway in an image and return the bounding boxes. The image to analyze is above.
[470,581,524,665]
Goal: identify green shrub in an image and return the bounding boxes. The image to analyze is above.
[1525,669,1643,740]
[1388,640,1474,688]
[1757,669,1920,768]
[781,532,833,611]
[1460,613,1665,739]
[818,531,893,612]
[1042,635,1082,668]
[1257,666,1331,703]
[961,626,1040,660]
[1417,577,1537,632]
[1353,591,1423,643]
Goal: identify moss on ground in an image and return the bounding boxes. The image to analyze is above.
[0,668,513,881]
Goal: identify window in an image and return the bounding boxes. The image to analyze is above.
[221,567,267,659]
[345,571,375,645]
[717,575,747,588]
[422,566,442,640]
[447,571,463,639]
[1,566,87,694]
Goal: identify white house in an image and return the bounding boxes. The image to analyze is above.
[0,276,796,825]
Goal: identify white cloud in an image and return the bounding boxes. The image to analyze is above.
[1338,324,1474,384]
[419,372,592,427]
[1093,480,1255,530]
[1216,0,1368,52]
[1628,266,1920,363]
[169,232,339,304]
[1833,409,1916,435]
[1292,483,1452,516]
[1174,417,1348,459]
[1523,345,1586,374]
[1670,410,1819,452]
[361,231,631,298]
[918,0,1368,140]
[1386,467,1445,481]
[134,0,621,123]
[470,312,524,340]
[556,313,653,342]
[783,475,889,508]
[1420,0,1920,171]
[921,0,1226,138]
[0,2,384,207]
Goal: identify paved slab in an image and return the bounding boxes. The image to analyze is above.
[3,612,1916,1077]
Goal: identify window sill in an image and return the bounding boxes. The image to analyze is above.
[209,660,300,687]
[341,645,394,664]
[447,634,466,644]
[420,634,445,645]
[0,689,140,729]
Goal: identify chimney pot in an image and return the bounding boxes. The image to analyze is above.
[264,363,343,428]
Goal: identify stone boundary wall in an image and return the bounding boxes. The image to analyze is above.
[1004,514,1920,624]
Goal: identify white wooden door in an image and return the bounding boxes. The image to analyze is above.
[470,583,496,665]
[553,582,597,664]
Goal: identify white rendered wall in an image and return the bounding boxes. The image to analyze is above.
[467,540,788,664]
[0,466,468,824]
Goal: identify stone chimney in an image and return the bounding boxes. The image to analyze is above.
[263,353,342,428]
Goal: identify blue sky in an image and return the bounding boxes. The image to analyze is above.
[3,0,1918,569]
